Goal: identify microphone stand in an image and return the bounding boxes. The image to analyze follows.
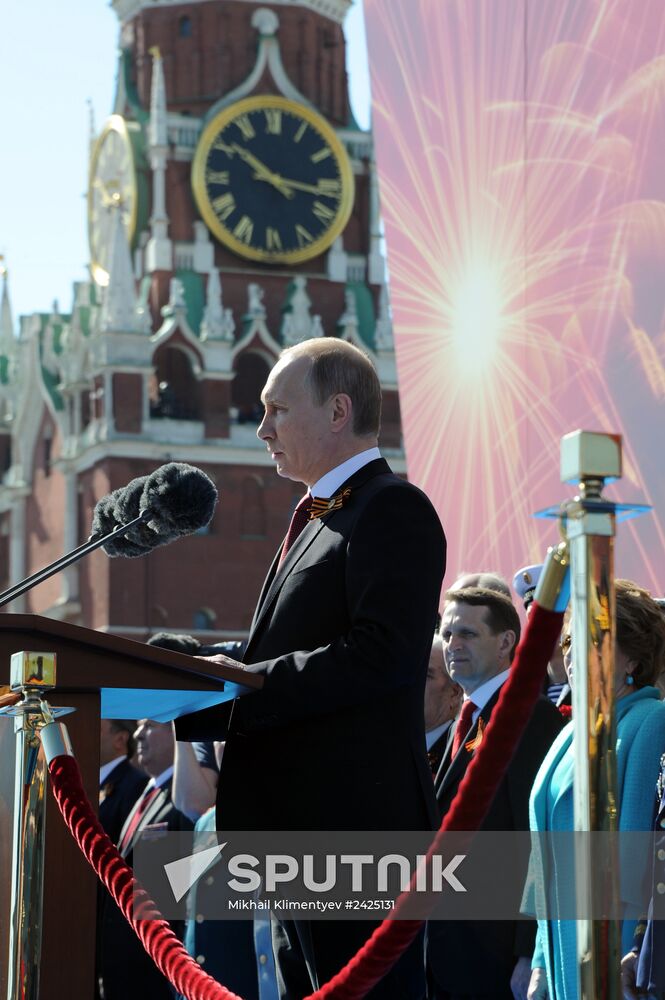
[0,509,153,610]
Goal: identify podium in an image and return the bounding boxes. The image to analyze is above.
[0,614,260,1000]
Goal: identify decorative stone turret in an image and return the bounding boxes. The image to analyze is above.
[99,205,139,334]
[374,282,394,353]
[200,268,235,343]
[337,288,363,348]
[281,277,323,345]
[145,47,173,274]
[0,266,19,426]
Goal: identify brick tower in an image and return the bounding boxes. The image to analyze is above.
[0,0,402,641]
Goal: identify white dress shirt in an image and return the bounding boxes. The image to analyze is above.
[426,720,453,750]
[310,447,382,499]
[466,668,510,724]
[99,755,127,785]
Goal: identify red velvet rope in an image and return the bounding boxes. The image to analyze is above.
[47,601,562,1000]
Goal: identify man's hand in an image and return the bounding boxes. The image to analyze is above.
[620,950,640,1000]
[511,957,534,1000]
[527,967,548,1000]
[196,652,244,671]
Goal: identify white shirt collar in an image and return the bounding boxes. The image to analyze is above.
[145,764,174,790]
[426,720,453,750]
[310,447,381,499]
[99,755,127,786]
[466,668,510,720]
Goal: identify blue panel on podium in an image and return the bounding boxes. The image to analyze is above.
[101,682,248,722]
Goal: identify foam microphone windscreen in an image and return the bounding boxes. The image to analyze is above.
[91,476,155,558]
[139,463,218,540]
[108,475,162,556]
[90,464,218,559]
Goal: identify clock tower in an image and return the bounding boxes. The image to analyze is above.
[0,0,403,640]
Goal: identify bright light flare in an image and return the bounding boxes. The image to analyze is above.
[450,262,506,375]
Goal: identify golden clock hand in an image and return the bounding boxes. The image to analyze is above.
[93,178,124,208]
[274,177,330,196]
[230,145,294,198]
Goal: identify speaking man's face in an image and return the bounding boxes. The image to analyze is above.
[257,354,335,487]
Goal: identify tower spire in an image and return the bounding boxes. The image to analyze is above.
[0,260,16,355]
[99,206,138,331]
[145,46,172,273]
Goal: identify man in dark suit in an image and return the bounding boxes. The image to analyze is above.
[98,718,148,846]
[97,719,193,1000]
[427,587,563,1000]
[425,634,463,778]
[176,338,447,999]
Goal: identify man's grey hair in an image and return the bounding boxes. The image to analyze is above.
[281,338,381,437]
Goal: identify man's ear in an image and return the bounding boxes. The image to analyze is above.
[330,393,353,433]
[499,629,517,660]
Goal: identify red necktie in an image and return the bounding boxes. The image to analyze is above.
[451,700,477,756]
[118,785,160,853]
[278,494,313,566]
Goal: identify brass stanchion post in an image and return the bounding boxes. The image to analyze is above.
[561,432,621,1000]
[0,652,73,1000]
[537,430,651,1000]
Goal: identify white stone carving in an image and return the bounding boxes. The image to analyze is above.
[374,283,394,353]
[201,268,235,343]
[247,283,267,320]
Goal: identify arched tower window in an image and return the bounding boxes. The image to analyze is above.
[151,344,202,421]
[179,16,192,38]
[232,351,271,424]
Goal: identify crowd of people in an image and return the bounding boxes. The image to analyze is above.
[93,338,665,1000]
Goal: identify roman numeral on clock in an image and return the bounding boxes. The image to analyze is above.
[317,178,341,197]
[212,192,236,220]
[312,200,335,224]
[234,115,256,140]
[295,224,313,246]
[206,169,229,185]
[311,147,332,164]
[264,109,282,135]
[234,215,254,244]
[266,227,282,251]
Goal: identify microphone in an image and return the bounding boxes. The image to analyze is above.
[91,476,152,557]
[0,464,218,609]
[92,463,218,558]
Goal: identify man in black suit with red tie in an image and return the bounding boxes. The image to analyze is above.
[97,719,192,1000]
[98,719,148,846]
[427,588,562,1000]
[176,338,446,999]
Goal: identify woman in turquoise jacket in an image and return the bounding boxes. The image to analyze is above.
[527,580,665,1000]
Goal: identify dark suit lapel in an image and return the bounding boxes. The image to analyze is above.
[246,459,392,653]
[247,516,327,648]
[435,687,503,801]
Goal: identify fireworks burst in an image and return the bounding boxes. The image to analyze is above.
[365,0,665,588]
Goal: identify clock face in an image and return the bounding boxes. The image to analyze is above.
[88,116,138,287]
[192,96,355,265]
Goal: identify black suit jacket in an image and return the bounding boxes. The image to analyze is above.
[177,458,446,833]
[427,688,563,995]
[99,758,149,847]
[97,779,193,1000]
